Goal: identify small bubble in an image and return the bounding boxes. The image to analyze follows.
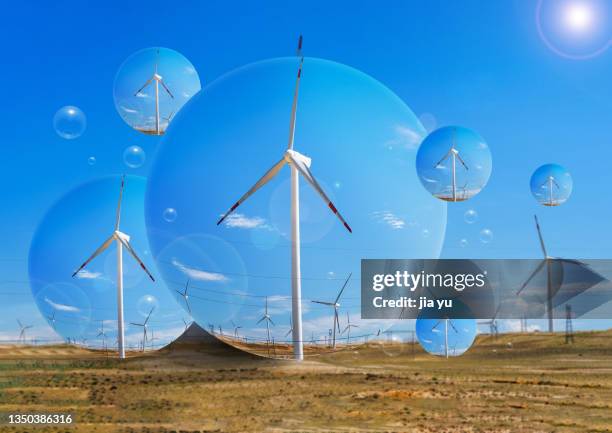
[479,228,493,244]
[163,207,178,222]
[54,106,86,139]
[123,145,146,168]
[87,156,96,166]
[422,229,430,238]
[464,209,478,224]
[460,238,468,248]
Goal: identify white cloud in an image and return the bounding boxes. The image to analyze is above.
[431,327,441,334]
[171,258,228,282]
[223,213,271,230]
[44,297,80,313]
[75,269,102,280]
[387,124,424,150]
[372,211,406,230]
[120,105,139,114]
[136,92,150,98]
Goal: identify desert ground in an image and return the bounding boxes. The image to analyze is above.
[0,330,611,433]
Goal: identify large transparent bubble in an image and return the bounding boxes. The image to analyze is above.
[113,47,201,135]
[145,57,447,358]
[530,163,573,207]
[28,176,184,351]
[536,0,611,60]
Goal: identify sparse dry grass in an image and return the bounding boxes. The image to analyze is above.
[0,332,611,432]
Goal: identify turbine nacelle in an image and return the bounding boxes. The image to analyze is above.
[284,149,311,168]
[153,73,163,81]
[113,230,130,243]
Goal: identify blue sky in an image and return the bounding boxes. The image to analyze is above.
[1,1,612,346]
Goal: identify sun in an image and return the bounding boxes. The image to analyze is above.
[563,1,595,33]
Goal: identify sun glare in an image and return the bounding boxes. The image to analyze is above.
[563,2,595,33]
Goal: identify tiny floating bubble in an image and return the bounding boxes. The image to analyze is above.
[123,145,146,168]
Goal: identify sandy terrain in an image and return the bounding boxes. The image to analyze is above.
[0,331,611,433]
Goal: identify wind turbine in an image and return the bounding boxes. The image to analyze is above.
[134,48,174,135]
[97,321,108,351]
[231,320,242,339]
[478,303,501,339]
[17,319,32,344]
[72,175,155,359]
[541,176,560,206]
[432,318,458,359]
[256,297,275,345]
[216,36,352,361]
[518,215,559,332]
[285,315,293,338]
[175,279,191,314]
[130,307,154,352]
[311,273,351,348]
[47,311,57,331]
[434,128,468,202]
[341,312,358,346]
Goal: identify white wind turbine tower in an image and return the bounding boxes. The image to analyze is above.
[434,128,468,202]
[311,273,351,348]
[432,318,458,359]
[541,175,560,206]
[341,312,358,346]
[134,48,174,135]
[175,279,191,314]
[17,319,32,344]
[130,307,154,352]
[517,215,557,332]
[72,175,155,359]
[256,297,275,345]
[216,36,352,361]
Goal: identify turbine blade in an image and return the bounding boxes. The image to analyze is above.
[334,273,352,304]
[534,215,548,258]
[434,148,452,168]
[456,153,469,170]
[217,158,286,225]
[256,316,265,324]
[287,55,304,150]
[335,309,341,332]
[268,317,275,326]
[285,329,292,337]
[72,236,114,277]
[311,300,334,306]
[517,259,546,295]
[118,238,155,281]
[287,153,352,233]
[160,79,174,98]
[448,320,458,333]
[144,307,154,325]
[432,320,442,330]
[134,78,153,96]
[115,175,125,230]
[553,179,560,189]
